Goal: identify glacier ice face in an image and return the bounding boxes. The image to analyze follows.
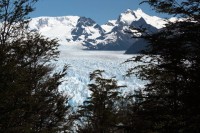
[54,45,146,107]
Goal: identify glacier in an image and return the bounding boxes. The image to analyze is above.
[54,44,145,107]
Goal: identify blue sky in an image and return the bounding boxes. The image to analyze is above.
[30,0,169,25]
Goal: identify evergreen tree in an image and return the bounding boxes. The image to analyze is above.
[115,89,153,133]
[77,70,125,133]
[126,0,200,132]
[0,0,72,132]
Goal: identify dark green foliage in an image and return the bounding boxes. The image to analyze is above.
[141,0,200,20]
[126,0,200,132]
[76,70,126,133]
[114,88,163,133]
[0,0,72,132]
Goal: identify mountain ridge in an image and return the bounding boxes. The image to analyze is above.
[29,9,174,52]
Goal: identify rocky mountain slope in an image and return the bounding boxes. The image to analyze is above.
[29,9,171,52]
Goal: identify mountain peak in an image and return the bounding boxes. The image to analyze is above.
[125,8,143,14]
[118,9,137,25]
[116,8,166,29]
[118,8,150,25]
[124,8,134,14]
[133,8,144,14]
[77,17,96,26]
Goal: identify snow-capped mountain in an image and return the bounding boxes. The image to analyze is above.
[91,9,160,50]
[71,17,105,42]
[29,16,80,45]
[29,9,169,51]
